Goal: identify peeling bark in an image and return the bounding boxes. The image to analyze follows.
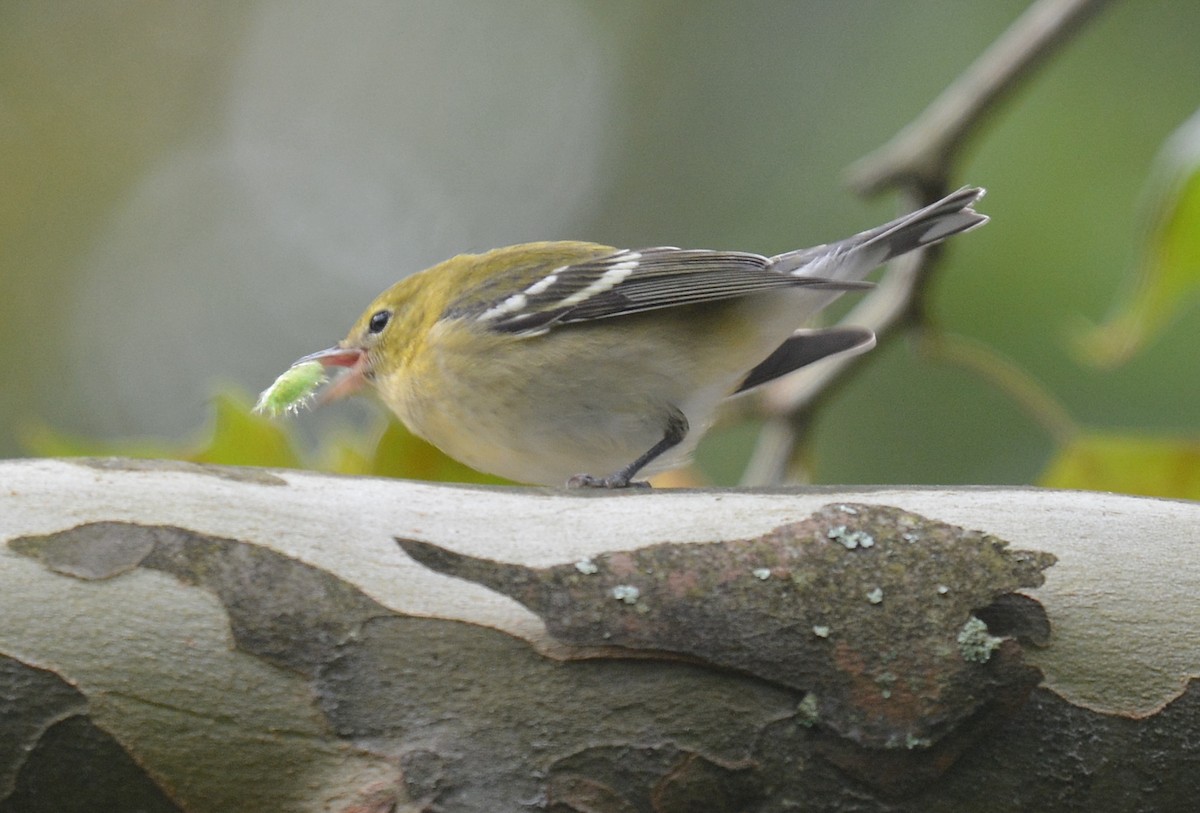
[1,458,1199,812]
[398,502,1055,794]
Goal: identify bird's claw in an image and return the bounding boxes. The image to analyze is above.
[566,473,652,489]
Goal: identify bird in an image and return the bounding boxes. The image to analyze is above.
[292,187,987,487]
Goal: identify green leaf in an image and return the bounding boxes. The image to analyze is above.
[22,425,181,460]
[1039,433,1200,500]
[1075,110,1200,366]
[22,392,304,469]
[23,390,512,485]
[315,435,376,476]
[364,420,510,485]
[189,393,304,468]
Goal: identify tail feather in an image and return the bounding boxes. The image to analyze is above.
[734,326,876,393]
[772,186,987,282]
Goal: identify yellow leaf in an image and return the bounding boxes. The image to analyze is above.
[25,392,512,485]
[22,392,303,470]
[190,393,303,468]
[366,420,510,485]
[315,435,375,476]
[1039,433,1200,500]
[21,424,179,460]
[1076,111,1200,366]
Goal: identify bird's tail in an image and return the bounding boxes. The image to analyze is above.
[772,186,988,283]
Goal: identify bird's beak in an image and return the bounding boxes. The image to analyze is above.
[296,344,368,403]
[297,345,364,368]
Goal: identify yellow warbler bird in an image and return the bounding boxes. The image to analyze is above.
[290,187,987,487]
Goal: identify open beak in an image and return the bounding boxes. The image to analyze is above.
[297,344,369,403]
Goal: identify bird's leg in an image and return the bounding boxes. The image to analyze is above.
[567,410,688,489]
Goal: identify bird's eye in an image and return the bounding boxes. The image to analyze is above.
[367,310,391,335]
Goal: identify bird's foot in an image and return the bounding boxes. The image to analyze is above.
[566,473,652,489]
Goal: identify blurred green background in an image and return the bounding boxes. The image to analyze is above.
[3,1,1199,491]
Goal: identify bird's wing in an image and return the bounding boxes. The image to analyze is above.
[453,246,869,336]
[734,326,876,393]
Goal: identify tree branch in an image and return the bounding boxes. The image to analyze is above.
[848,0,1114,195]
[3,459,1199,810]
[742,0,1113,486]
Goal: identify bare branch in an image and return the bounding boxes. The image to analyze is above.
[849,0,1114,195]
[742,0,1112,486]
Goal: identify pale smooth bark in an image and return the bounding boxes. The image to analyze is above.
[2,458,1197,812]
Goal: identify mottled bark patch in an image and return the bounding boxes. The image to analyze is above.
[398,503,1055,792]
[316,615,795,812]
[10,521,390,676]
[0,657,180,813]
[545,745,759,813]
[10,522,160,580]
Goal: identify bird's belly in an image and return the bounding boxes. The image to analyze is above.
[387,330,741,485]
[407,364,711,485]
[383,306,796,485]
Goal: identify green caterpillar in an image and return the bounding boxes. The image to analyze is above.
[254,361,328,417]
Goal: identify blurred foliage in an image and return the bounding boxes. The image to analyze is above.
[1040,433,1200,501]
[24,392,508,486]
[18,97,1200,499]
[1075,111,1200,367]
[1030,108,1200,501]
[24,390,704,488]
[4,2,1200,499]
